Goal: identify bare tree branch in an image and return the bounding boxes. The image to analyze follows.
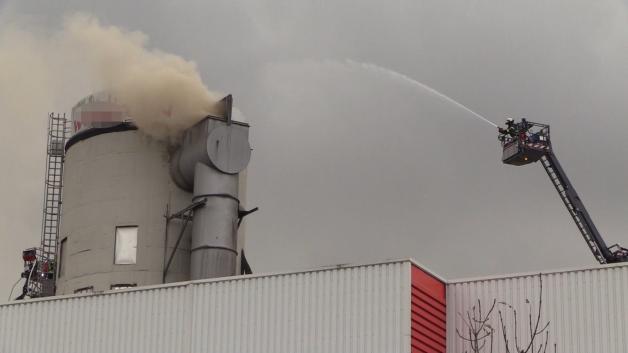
[460,275,556,353]
[498,310,512,353]
[521,276,545,353]
[456,299,496,353]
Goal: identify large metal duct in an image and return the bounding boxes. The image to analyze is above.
[170,100,251,280]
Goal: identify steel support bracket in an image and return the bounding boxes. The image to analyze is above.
[162,199,207,282]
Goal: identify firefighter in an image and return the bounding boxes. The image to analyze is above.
[518,118,533,143]
[506,118,516,135]
[498,118,518,138]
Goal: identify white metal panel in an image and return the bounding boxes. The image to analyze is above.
[0,260,411,353]
[447,263,628,353]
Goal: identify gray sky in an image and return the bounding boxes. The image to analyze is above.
[2,0,628,299]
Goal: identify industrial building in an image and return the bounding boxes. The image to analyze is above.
[3,259,628,353]
[5,95,628,353]
[2,260,442,353]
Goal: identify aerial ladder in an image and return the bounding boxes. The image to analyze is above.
[498,118,628,264]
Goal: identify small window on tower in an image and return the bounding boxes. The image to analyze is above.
[114,226,138,265]
[110,283,137,290]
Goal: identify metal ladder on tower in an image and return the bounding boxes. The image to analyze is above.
[34,113,69,297]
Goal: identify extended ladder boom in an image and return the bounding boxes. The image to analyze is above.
[499,119,628,264]
[541,153,614,263]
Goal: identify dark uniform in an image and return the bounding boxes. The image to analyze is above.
[498,119,518,140]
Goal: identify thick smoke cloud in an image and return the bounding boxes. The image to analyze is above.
[0,13,220,139]
[61,15,222,138]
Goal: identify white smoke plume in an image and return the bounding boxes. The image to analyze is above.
[0,13,222,139]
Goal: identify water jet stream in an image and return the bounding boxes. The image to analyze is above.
[347,60,498,128]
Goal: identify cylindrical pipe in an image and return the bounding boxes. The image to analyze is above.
[170,114,251,280]
[190,162,239,279]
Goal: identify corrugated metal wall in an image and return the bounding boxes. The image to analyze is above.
[411,265,446,353]
[447,264,628,353]
[0,261,411,353]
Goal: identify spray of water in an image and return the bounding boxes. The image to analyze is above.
[346,59,498,128]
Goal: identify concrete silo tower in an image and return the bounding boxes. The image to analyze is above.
[56,94,251,295]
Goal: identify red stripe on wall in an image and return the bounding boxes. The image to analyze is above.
[411,264,446,353]
[411,299,446,329]
[411,305,446,333]
[411,313,446,343]
[412,287,446,312]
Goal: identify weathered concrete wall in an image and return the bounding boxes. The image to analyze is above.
[57,130,193,294]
